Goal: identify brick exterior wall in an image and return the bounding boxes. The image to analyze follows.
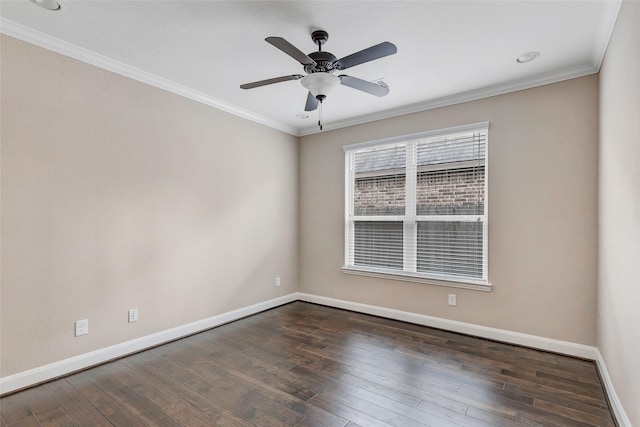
[354,174,406,215]
[354,167,485,216]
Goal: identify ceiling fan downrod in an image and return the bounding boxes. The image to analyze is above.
[311,30,328,52]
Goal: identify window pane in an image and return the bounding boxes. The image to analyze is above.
[354,221,403,269]
[355,174,406,215]
[354,144,406,173]
[416,166,484,215]
[416,132,486,167]
[417,221,483,279]
[354,144,405,216]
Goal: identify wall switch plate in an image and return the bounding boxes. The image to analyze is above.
[128,308,138,323]
[275,277,281,287]
[448,294,457,306]
[75,319,88,336]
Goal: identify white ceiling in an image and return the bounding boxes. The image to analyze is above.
[0,1,621,136]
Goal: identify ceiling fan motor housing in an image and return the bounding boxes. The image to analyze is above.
[305,51,338,73]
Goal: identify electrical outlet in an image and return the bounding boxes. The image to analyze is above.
[275,277,281,287]
[128,308,138,323]
[75,319,88,336]
[448,294,457,306]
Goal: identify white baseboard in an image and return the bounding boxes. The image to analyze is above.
[0,293,297,395]
[296,293,635,426]
[2,291,630,427]
[296,293,599,359]
[594,349,632,427]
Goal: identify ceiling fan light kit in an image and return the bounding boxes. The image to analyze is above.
[300,73,339,100]
[241,29,397,130]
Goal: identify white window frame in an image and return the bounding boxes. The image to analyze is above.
[343,122,491,291]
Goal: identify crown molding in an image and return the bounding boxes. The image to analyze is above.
[298,62,599,136]
[591,0,622,72]
[0,18,299,136]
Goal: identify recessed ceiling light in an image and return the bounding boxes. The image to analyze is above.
[516,51,540,64]
[31,0,61,11]
[296,114,309,119]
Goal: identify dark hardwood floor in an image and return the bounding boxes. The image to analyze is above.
[0,302,617,426]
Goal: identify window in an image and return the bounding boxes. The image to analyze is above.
[343,123,489,289]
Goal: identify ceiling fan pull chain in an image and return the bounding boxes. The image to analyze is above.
[318,101,323,130]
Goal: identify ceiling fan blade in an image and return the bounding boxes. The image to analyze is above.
[304,92,319,111]
[336,42,397,70]
[240,74,303,89]
[266,37,317,66]
[339,75,389,97]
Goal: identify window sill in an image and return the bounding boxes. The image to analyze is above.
[342,266,492,292]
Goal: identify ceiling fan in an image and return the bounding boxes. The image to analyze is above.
[240,30,397,128]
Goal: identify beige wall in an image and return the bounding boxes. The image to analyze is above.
[300,76,599,345]
[598,1,640,425]
[0,35,298,377]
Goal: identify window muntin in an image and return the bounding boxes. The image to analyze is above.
[344,124,488,286]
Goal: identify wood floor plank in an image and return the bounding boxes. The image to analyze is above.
[153,349,305,425]
[381,377,464,410]
[531,392,614,419]
[292,359,424,412]
[120,354,249,426]
[289,346,389,385]
[0,302,618,426]
[465,406,532,427]
[0,392,37,426]
[534,369,606,393]
[180,338,322,401]
[462,362,610,406]
[5,416,41,427]
[307,392,395,427]
[457,382,535,408]
[85,364,182,426]
[533,398,616,427]
[501,367,606,397]
[503,381,610,412]
[97,361,216,427]
[286,398,350,427]
[352,387,478,427]
[65,372,147,426]
[20,385,77,426]
[516,405,600,427]
[286,364,360,397]
[43,379,111,427]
